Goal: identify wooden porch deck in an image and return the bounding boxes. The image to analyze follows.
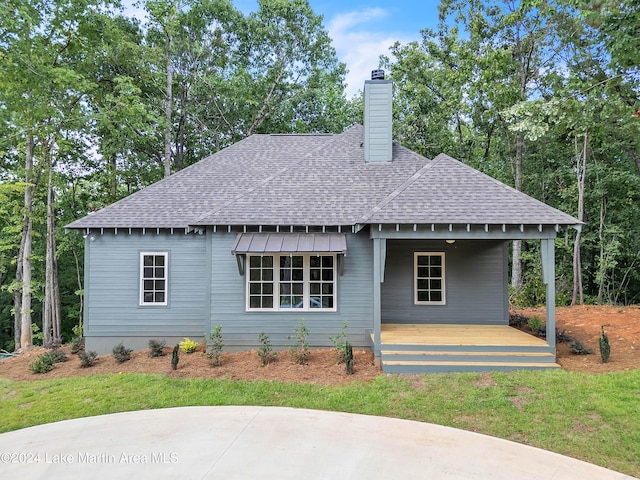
[372,324,559,373]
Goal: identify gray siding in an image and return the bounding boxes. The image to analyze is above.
[209,231,374,349]
[381,240,509,325]
[84,231,207,352]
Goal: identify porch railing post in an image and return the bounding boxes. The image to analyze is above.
[541,238,556,353]
[373,238,385,358]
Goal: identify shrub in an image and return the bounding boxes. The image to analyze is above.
[112,343,133,363]
[148,339,166,357]
[171,344,180,370]
[257,332,277,366]
[556,329,573,344]
[70,335,85,354]
[570,341,593,355]
[43,349,67,364]
[79,350,98,368]
[527,316,544,335]
[329,320,349,363]
[208,325,224,367]
[287,320,310,365]
[29,354,54,374]
[344,341,354,375]
[599,325,611,363]
[179,337,198,354]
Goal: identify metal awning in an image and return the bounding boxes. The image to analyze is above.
[231,233,347,255]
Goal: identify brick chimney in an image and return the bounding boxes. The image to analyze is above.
[364,69,393,163]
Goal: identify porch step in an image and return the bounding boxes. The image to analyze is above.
[381,350,557,363]
[382,360,561,374]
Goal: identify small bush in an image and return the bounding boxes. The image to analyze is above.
[329,320,349,364]
[527,316,544,335]
[29,354,54,374]
[148,339,166,357]
[78,350,98,368]
[171,344,180,370]
[556,329,573,344]
[287,320,310,365]
[508,312,529,328]
[43,349,68,364]
[112,343,133,363]
[599,325,611,363]
[257,332,277,366]
[344,341,354,375]
[207,325,224,367]
[179,337,198,354]
[70,336,85,354]
[570,341,593,355]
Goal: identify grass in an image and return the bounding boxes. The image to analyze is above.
[1,370,639,477]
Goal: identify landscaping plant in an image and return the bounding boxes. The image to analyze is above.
[257,332,277,366]
[171,344,180,370]
[208,325,224,367]
[287,320,310,365]
[78,350,98,368]
[599,325,611,363]
[329,320,349,363]
[344,341,354,374]
[112,343,133,363]
[179,337,198,354]
[570,341,593,355]
[29,354,55,374]
[148,339,166,357]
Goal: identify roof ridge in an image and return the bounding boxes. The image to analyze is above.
[193,130,345,223]
[357,156,440,224]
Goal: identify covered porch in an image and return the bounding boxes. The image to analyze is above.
[368,224,561,373]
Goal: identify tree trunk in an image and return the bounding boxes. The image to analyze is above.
[571,133,587,306]
[43,148,62,346]
[596,196,606,303]
[175,83,188,172]
[511,132,524,291]
[164,30,173,178]
[20,135,35,351]
[13,232,24,351]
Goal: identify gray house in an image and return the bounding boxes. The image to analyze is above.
[67,73,580,373]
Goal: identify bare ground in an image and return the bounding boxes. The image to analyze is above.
[1,305,638,383]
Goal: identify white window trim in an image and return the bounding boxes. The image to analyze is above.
[414,252,446,306]
[246,253,337,312]
[139,252,169,306]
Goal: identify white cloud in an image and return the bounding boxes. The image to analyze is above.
[328,8,415,98]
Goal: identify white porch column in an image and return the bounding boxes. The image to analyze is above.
[372,238,386,358]
[541,238,556,352]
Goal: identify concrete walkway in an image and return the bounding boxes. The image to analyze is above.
[0,406,634,479]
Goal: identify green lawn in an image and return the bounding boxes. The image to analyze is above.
[1,370,639,477]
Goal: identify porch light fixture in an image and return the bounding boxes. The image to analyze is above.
[445,239,456,244]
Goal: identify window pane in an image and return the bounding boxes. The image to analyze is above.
[417,267,429,278]
[322,284,333,295]
[250,296,261,308]
[310,296,320,308]
[155,280,165,291]
[262,268,273,281]
[144,280,154,290]
[263,283,273,295]
[431,255,442,266]
[322,269,333,281]
[417,279,428,290]
[263,297,273,308]
[280,269,291,281]
[144,267,153,278]
[155,256,165,266]
[417,256,429,266]
[280,284,291,295]
[431,279,442,290]
[431,291,442,302]
[417,291,429,302]
[324,297,333,308]
[250,284,261,295]
[322,256,333,268]
[292,269,303,281]
[280,257,291,268]
[310,268,320,280]
[292,256,303,267]
[155,292,165,303]
[430,267,442,278]
[310,283,320,294]
[310,256,320,267]
[250,256,261,268]
[250,269,261,281]
[143,256,153,266]
[291,295,303,308]
[292,283,303,295]
[154,267,164,278]
[144,292,154,302]
[262,256,273,268]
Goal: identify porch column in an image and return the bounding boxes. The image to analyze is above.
[541,238,556,352]
[372,238,386,359]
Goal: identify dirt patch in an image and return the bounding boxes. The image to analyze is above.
[1,306,638,383]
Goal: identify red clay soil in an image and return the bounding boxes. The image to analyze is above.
[1,306,638,383]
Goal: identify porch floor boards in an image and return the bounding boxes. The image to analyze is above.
[380,324,548,348]
[374,324,559,373]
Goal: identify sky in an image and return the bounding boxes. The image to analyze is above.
[123,0,442,97]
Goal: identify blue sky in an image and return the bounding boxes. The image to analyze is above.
[123,1,442,96]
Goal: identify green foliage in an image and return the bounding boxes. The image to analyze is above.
[78,350,98,368]
[329,320,349,364]
[287,320,310,365]
[344,341,353,375]
[179,338,198,354]
[570,341,593,355]
[527,316,544,336]
[27,349,67,374]
[31,323,44,346]
[207,325,224,367]
[148,339,166,357]
[257,332,277,367]
[171,344,179,370]
[70,336,85,355]
[599,325,611,363]
[112,343,133,364]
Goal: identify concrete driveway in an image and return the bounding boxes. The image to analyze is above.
[0,406,634,479]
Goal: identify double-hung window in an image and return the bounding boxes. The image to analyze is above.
[247,254,336,311]
[414,252,445,305]
[140,252,168,306]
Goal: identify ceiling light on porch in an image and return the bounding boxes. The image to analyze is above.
[445,239,456,244]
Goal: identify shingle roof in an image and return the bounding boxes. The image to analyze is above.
[66,125,579,230]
